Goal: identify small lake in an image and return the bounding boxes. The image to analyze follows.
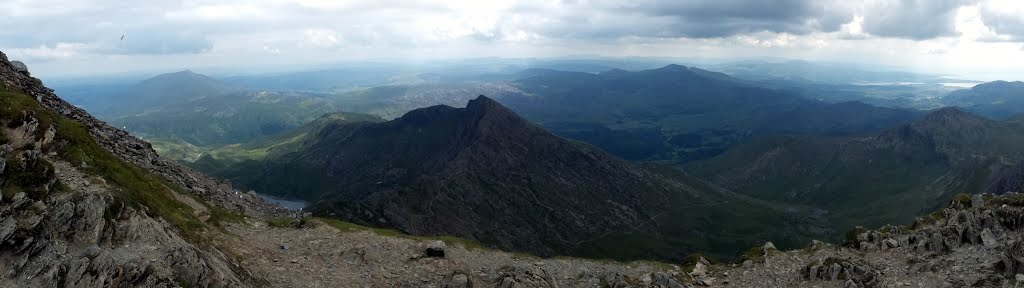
[255,193,307,210]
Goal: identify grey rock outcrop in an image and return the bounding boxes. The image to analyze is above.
[9,61,27,76]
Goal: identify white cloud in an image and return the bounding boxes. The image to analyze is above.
[0,0,1021,78]
[10,42,87,60]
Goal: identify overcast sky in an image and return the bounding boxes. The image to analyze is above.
[3,0,1023,80]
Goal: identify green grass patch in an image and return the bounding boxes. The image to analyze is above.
[267,217,295,228]
[208,204,246,225]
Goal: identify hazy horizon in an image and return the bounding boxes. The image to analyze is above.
[3,0,1023,81]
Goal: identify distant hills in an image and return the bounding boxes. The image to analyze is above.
[708,60,946,84]
[210,96,827,260]
[99,70,241,117]
[63,70,366,149]
[942,80,1024,119]
[498,64,921,163]
[691,107,1024,231]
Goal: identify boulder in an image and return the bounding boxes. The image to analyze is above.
[981,228,999,248]
[690,261,708,277]
[882,239,899,249]
[446,273,469,288]
[972,194,984,208]
[763,241,777,250]
[426,240,446,258]
[10,61,29,76]
[829,263,842,280]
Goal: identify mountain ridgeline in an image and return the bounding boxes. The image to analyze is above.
[217,95,826,260]
[501,64,921,163]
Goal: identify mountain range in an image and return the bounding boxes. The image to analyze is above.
[497,65,921,163]
[210,95,827,260]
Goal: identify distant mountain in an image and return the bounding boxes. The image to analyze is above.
[214,96,826,260]
[109,90,343,146]
[329,82,522,119]
[942,81,1024,119]
[691,107,1024,231]
[499,64,921,163]
[52,71,381,156]
[96,70,241,117]
[709,60,943,84]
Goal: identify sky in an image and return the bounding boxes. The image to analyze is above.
[2,0,1024,80]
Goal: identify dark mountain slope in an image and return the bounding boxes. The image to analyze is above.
[500,65,920,162]
[225,96,826,260]
[985,161,1024,195]
[692,107,1024,231]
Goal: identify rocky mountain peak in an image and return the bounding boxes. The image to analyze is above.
[464,95,518,120]
[914,107,991,129]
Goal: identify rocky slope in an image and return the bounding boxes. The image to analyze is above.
[225,192,1024,287]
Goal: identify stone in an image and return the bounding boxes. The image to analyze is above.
[426,240,446,258]
[742,260,753,268]
[10,61,29,75]
[883,239,899,249]
[829,263,842,280]
[981,228,999,249]
[972,194,984,208]
[1016,273,1024,283]
[763,241,777,250]
[690,261,708,277]
[11,192,28,209]
[447,273,469,288]
[280,243,289,251]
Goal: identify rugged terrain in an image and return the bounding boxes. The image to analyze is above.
[5,51,1024,287]
[212,95,827,261]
